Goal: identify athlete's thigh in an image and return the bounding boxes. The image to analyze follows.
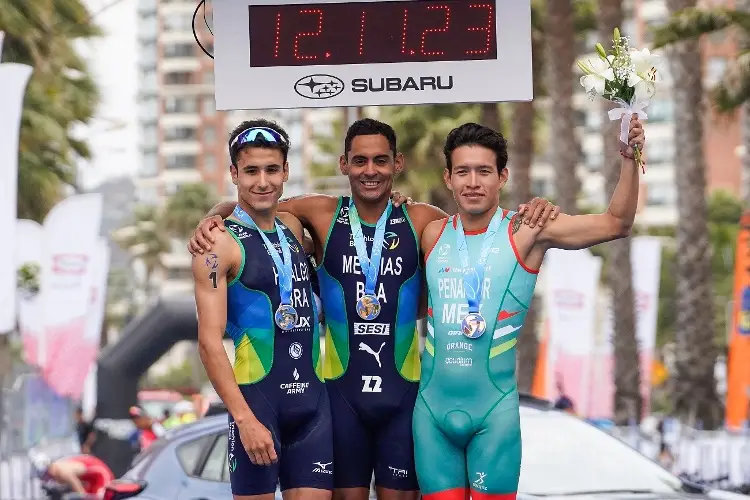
[466,402,521,500]
[412,396,467,499]
[328,383,374,489]
[279,390,335,492]
[373,385,419,492]
[228,405,280,496]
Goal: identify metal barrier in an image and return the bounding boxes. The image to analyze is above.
[0,362,77,500]
[610,425,750,490]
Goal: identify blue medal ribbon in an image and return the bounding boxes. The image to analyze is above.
[454,210,504,315]
[348,199,392,296]
[232,206,294,306]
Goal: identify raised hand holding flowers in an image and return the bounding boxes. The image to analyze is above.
[577,28,659,173]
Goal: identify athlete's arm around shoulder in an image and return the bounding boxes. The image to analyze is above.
[420,217,450,261]
[192,228,253,424]
[404,203,449,241]
[188,194,338,255]
[277,193,339,229]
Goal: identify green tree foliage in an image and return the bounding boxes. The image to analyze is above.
[0,0,101,221]
[161,183,220,239]
[653,7,750,112]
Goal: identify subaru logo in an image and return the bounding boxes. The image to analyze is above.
[294,74,345,100]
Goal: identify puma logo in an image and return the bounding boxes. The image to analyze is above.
[359,342,385,368]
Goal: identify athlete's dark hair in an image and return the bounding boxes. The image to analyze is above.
[344,118,397,157]
[443,122,508,174]
[228,118,290,166]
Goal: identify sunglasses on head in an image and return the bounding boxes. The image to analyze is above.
[229,127,287,150]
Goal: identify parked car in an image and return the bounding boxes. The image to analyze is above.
[106,395,749,500]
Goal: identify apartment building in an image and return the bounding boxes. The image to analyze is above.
[135,0,309,299]
[528,0,744,226]
[134,0,310,374]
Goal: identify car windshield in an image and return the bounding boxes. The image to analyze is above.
[518,409,684,496]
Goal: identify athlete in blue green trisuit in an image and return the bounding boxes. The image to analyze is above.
[417,116,645,500]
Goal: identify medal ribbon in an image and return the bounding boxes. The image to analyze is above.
[454,211,504,314]
[232,206,294,306]
[348,199,392,296]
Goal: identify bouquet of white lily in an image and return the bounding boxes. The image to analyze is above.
[577,28,659,173]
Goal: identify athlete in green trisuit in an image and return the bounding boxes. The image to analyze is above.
[417,115,645,500]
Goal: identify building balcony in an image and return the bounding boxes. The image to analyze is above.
[161,57,201,73]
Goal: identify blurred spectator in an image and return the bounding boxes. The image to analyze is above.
[554,395,576,414]
[129,405,165,451]
[554,378,576,414]
[74,406,96,454]
[657,418,674,470]
[163,400,197,430]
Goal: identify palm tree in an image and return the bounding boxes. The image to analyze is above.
[653,3,750,206]
[0,0,101,222]
[544,0,580,214]
[161,183,220,239]
[112,205,171,299]
[380,103,480,212]
[515,0,597,391]
[594,0,642,424]
[661,0,721,428]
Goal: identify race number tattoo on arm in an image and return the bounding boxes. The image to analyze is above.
[512,216,522,234]
[206,253,219,288]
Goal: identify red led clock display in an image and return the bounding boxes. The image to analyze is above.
[248,0,497,67]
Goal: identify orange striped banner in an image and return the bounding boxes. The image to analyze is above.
[531,319,549,399]
[726,212,750,430]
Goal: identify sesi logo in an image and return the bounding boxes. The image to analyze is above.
[353,323,390,336]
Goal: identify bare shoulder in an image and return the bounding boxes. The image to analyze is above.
[280,193,339,214]
[404,202,448,233]
[421,217,450,255]
[278,212,305,241]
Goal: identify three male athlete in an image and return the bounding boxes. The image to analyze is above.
[416,117,644,500]
[189,118,557,500]
[193,119,332,500]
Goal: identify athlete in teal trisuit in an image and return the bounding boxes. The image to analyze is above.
[417,116,645,500]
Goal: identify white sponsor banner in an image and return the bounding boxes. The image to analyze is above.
[46,238,109,399]
[39,193,102,372]
[544,248,602,416]
[0,60,33,332]
[14,219,44,364]
[590,236,662,418]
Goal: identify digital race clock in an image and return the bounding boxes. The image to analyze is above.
[248,0,497,67]
[213,0,532,110]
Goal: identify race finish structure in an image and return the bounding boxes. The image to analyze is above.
[212,0,532,110]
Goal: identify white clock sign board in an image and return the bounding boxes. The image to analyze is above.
[212,0,532,110]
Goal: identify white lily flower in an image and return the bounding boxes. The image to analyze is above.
[579,56,615,95]
[634,78,657,101]
[629,48,661,83]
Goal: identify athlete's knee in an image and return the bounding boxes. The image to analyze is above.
[234,494,276,500]
[333,487,370,500]
[422,488,469,500]
[469,491,516,500]
[283,487,332,500]
[375,486,420,500]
